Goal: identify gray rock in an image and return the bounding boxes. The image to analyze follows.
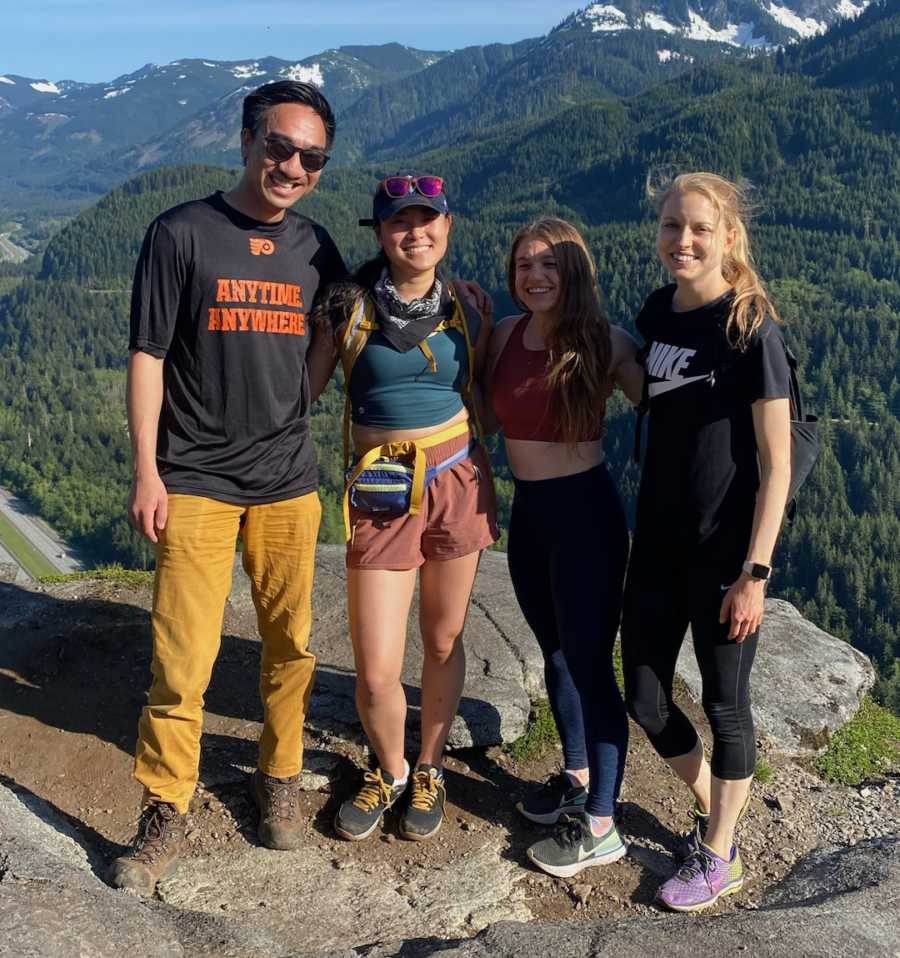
[158,838,530,950]
[676,599,874,754]
[0,782,184,958]
[332,837,900,958]
[227,546,534,748]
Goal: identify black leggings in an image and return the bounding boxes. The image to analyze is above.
[621,545,758,780]
[507,464,629,817]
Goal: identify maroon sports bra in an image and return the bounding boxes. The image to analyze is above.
[491,315,605,442]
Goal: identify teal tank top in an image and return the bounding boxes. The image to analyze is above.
[348,327,468,429]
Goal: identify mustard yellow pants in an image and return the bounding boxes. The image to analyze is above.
[134,492,321,813]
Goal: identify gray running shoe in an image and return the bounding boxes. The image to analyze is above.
[334,767,406,841]
[526,812,628,878]
[516,771,588,825]
[399,764,446,841]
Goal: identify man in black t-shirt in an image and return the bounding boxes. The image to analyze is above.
[107,81,346,896]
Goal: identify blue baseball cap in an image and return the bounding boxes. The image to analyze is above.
[359,172,450,226]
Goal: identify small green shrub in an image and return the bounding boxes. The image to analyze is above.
[755,759,774,784]
[40,563,154,588]
[815,697,900,786]
[509,699,560,762]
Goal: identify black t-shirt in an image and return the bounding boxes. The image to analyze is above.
[129,192,346,503]
[634,284,791,561]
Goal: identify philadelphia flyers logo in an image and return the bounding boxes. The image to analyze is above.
[249,237,275,256]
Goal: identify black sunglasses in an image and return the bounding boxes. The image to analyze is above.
[263,134,330,173]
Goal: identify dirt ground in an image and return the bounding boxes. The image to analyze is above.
[1,578,898,929]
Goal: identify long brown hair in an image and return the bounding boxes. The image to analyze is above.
[650,171,781,349]
[507,217,612,445]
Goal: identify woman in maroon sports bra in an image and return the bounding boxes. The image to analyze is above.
[486,217,642,877]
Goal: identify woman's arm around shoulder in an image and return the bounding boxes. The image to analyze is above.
[307,283,354,403]
[609,324,644,406]
[478,313,524,435]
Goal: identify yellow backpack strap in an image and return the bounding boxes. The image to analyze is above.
[419,339,437,373]
[339,298,377,471]
[449,283,484,441]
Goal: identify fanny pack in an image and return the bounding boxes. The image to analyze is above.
[343,419,472,539]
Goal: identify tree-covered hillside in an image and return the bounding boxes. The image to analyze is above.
[0,1,897,708]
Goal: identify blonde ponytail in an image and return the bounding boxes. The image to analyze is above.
[649,172,780,349]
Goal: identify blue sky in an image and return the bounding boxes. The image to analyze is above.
[0,0,584,82]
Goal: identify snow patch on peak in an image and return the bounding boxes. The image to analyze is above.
[836,0,869,16]
[279,63,325,86]
[103,87,129,99]
[0,76,15,85]
[686,11,768,47]
[30,81,60,94]
[585,4,629,31]
[232,62,265,79]
[202,61,218,68]
[766,3,825,37]
[642,13,678,34]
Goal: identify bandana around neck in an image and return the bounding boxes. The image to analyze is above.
[371,268,450,352]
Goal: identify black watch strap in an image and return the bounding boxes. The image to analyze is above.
[742,560,771,581]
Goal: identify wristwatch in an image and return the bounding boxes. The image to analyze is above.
[742,560,772,581]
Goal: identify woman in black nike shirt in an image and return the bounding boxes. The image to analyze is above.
[622,172,792,913]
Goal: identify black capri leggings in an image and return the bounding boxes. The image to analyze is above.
[621,544,759,780]
[507,463,630,817]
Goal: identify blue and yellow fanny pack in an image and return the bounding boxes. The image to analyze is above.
[343,419,472,539]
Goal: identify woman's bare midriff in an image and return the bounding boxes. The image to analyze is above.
[505,437,606,481]
[351,406,471,454]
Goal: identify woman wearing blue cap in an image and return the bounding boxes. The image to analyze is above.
[310,173,497,842]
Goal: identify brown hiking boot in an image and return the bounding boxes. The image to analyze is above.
[250,769,303,850]
[106,801,186,896]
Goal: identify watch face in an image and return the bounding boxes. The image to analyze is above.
[744,561,771,580]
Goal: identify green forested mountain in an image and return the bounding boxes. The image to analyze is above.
[0,1,898,708]
[332,29,738,162]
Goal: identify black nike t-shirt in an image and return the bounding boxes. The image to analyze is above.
[129,191,346,503]
[634,284,791,561]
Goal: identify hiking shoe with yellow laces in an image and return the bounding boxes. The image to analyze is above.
[399,764,446,841]
[335,766,407,841]
[105,801,186,896]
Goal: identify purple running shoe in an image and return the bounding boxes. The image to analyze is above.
[656,843,744,912]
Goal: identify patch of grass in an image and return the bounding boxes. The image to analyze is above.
[814,697,900,786]
[509,698,560,763]
[754,758,774,784]
[0,510,57,578]
[40,563,153,587]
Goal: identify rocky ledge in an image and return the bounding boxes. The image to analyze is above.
[0,547,890,957]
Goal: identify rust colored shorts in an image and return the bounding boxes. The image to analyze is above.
[346,432,499,570]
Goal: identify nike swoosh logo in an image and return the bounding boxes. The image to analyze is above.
[579,837,622,859]
[648,374,711,397]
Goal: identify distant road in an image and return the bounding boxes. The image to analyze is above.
[0,487,84,579]
[0,232,30,264]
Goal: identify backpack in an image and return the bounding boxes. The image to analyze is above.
[633,340,819,519]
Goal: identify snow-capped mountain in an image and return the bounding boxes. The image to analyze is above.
[0,45,443,147]
[555,0,871,47]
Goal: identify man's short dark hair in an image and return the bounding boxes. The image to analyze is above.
[241,81,336,150]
